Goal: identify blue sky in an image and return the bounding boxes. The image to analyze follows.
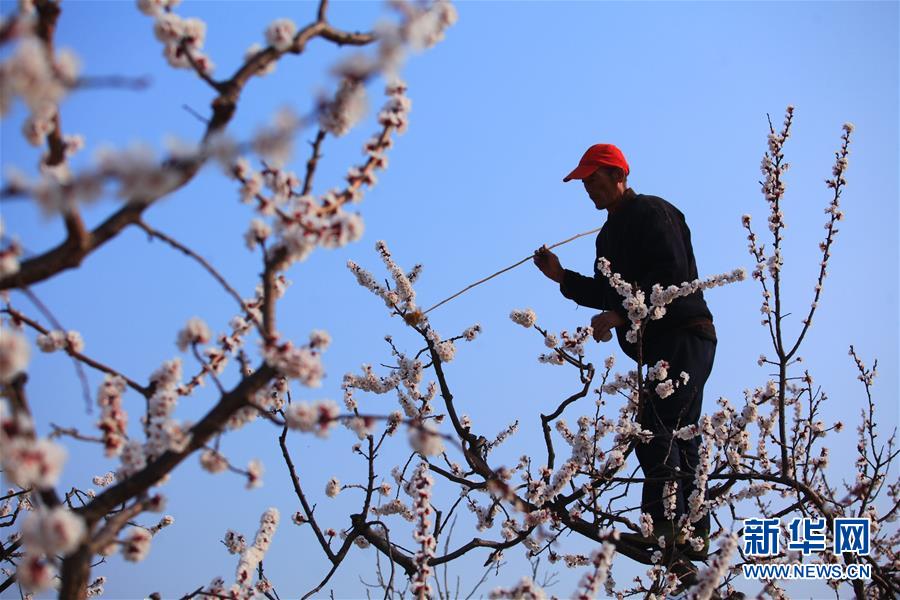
[1,1,897,597]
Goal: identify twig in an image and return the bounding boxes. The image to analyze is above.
[422,226,602,314]
[2,305,149,397]
[182,104,210,125]
[137,220,245,311]
[178,39,223,92]
[18,287,93,411]
[302,129,327,195]
[75,75,151,90]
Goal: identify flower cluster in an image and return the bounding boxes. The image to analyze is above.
[408,418,444,457]
[639,512,654,537]
[760,106,793,207]
[427,328,456,363]
[560,326,592,356]
[489,577,547,599]
[138,1,214,74]
[122,526,153,562]
[593,257,645,343]
[645,360,692,400]
[348,241,419,316]
[264,18,296,52]
[245,459,264,490]
[575,538,617,600]
[235,508,279,593]
[328,0,457,85]
[175,317,211,351]
[325,476,341,498]
[20,506,86,565]
[148,514,175,535]
[144,358,190,461]
[0,217,22,277]
[15,553,56,592]
[224,530,247,555]
[92,471,116,487]
[96,374,128,457]
[0,401,67,489]
[537,324,593,365]
[319,79,368,137]
[1,23,80,162]
[203,514,276,597]
[343,354,432,424]
[596,256,746,343]
[647,268,746,321]
[262,338,324,386]
[236,84,413,273]
[826,123,853,190]
[399,0,458,51]
[370,498,415,521]
[490,420,519,449]
[36,329,84,353]
[243,218,271,251]
[462,324,481,341]
[198,448,227,474]
[86,576,107,598]
[686,534,737,600]
[687,437,713,524]
[0,324,30,383]
[409,463,436,599]
[284,399,340,437]
[509,308,537,329]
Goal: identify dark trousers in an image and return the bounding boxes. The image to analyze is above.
[633,331,716,533]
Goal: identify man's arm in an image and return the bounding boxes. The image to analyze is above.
[534,245,607,309]
[559,269,609,310]
[533,246,621,341]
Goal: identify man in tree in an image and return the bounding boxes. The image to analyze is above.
[533,143,716,560]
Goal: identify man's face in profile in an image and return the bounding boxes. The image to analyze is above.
[582,167,623,211]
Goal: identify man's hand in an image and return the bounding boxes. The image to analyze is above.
[533,245,564,283]
[590,311,626,342]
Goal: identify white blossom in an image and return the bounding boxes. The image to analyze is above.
[409,463,435,598]
[655,380,675,399]
[325,476,341,498]
[176,317,211,351]
[246,459,264,489]
[285,399,340,437]
[686,534,737,600]
[22,506,86,555]
[409,420,443,456]
[265,18,296,51]
[15,553,56,593]
[200,449,228,474]
[0,326,29,383]
[122,526,152,562]
[490,577,547,599]
[244,218,271,250]
[509,308,537,328]
[319,79,367,137]
[462,324,481,341]
[234,508,279,591]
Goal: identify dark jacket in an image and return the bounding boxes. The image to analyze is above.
[559,189,715,362]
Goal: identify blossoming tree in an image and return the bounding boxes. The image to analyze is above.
[0,1,897,599]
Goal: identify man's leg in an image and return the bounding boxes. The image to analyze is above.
[675,336,716,536]
[636,333,715,531]
[634,417,685,526]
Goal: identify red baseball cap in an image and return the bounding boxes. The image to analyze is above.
[563,143,630,182]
